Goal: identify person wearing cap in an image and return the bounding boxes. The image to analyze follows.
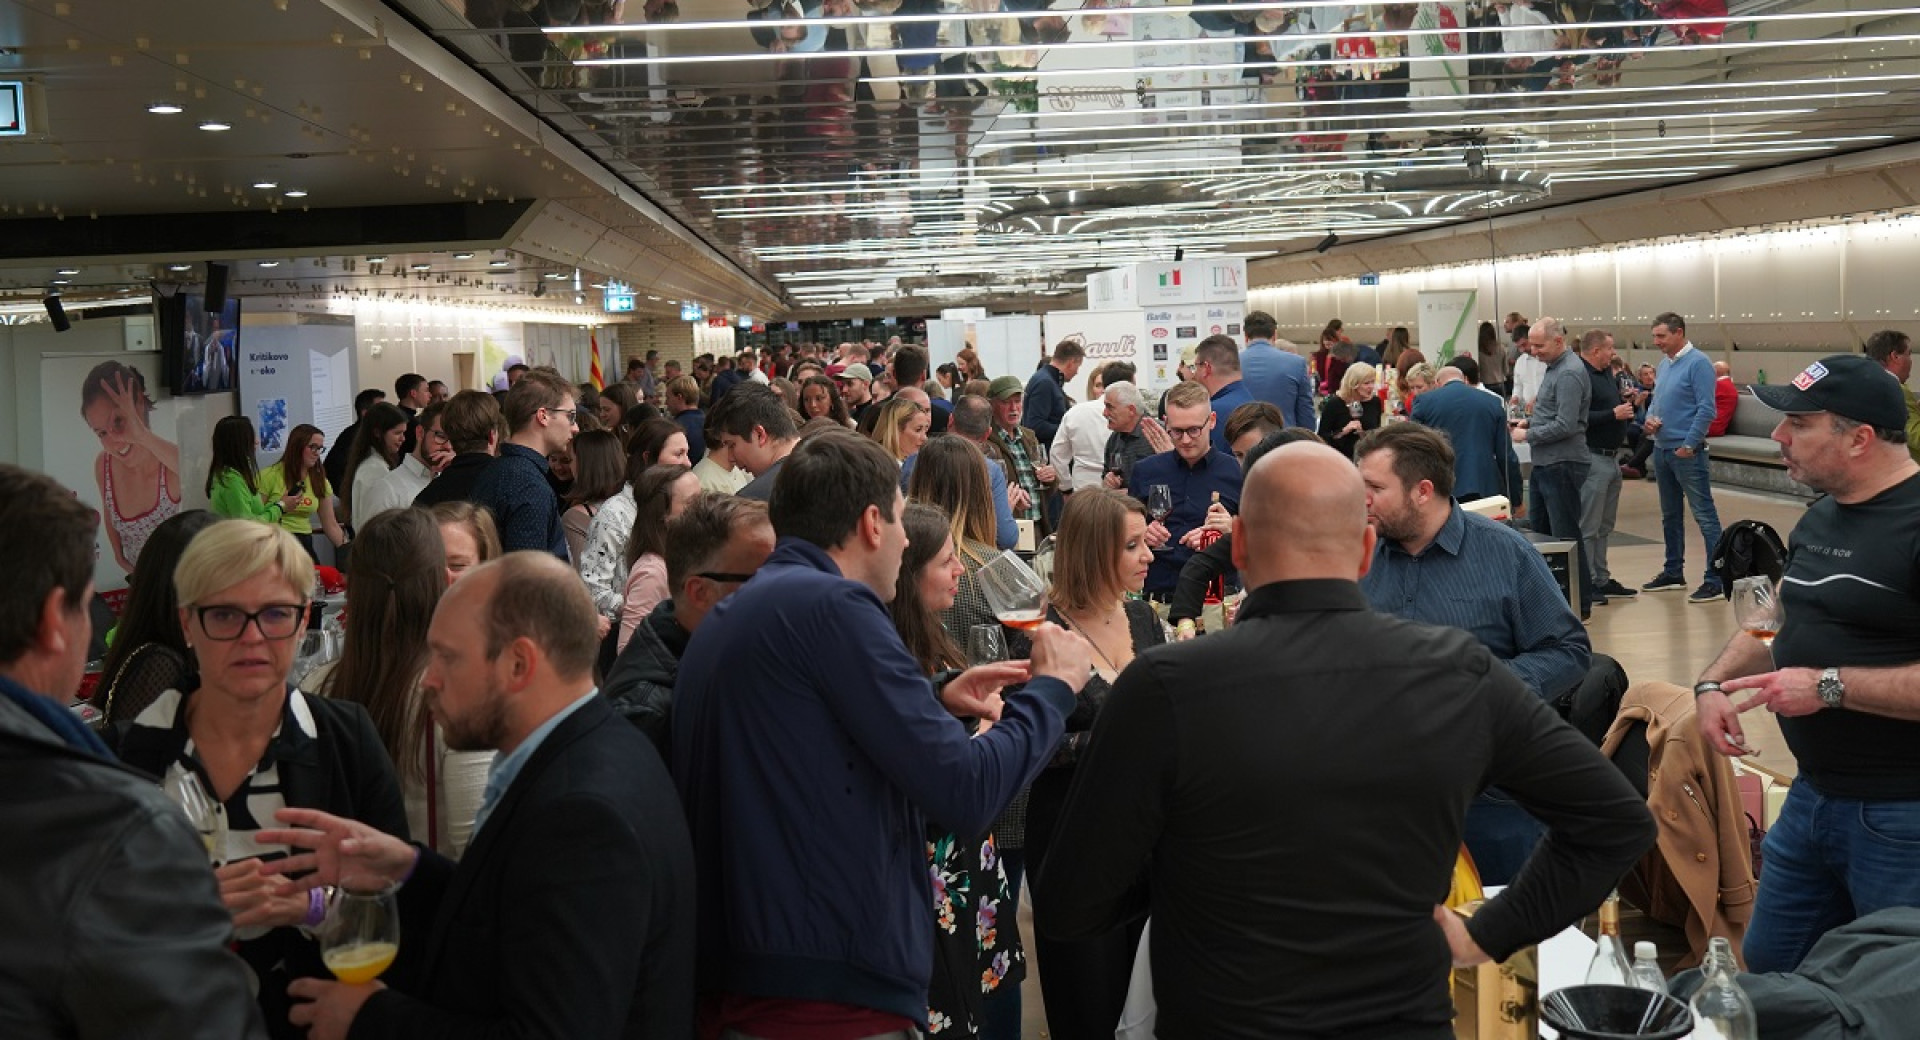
[1639,311,1725,603]
[985,375,1058,533]
[830,363,878,427]
[1021,339,1086,448]
[1691,352,1920,974]
[1862,329,1920,464]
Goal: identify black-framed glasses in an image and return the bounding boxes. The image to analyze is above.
[192,603,308,641]
[1167,424,1209,440]
[695,572,756,584]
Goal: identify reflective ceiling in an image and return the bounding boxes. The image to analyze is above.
[413,0,1920,309]
[1,0,1917,315]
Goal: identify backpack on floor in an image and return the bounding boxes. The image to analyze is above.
[1710,519,1787,601]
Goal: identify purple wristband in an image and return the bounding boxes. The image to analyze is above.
[303,887,326,928]
[399,846,421,884]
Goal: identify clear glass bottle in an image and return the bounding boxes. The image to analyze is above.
[1689,936,1757,1040]
[1631,940,1666,993]
[1584,890,1634,985]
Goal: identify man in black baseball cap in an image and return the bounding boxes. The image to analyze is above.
[1693,351,1920,975]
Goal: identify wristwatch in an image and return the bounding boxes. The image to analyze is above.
[1817,667,1846,709]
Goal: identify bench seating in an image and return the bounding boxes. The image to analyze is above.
[1706,389,1813,498]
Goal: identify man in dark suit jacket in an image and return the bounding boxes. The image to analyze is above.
[1411,364,1517,503]
[262,553,695,1040]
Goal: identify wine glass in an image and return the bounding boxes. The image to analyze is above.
[1732,576,1781,647]
[967,624,1007,666]
[978,551,1048,631]
[319,887,401,985]
[1146,484,1173,551]
[164,768,226,866]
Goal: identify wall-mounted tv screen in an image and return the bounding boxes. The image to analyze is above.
[157,293,241,395]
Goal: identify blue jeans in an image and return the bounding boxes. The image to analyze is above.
[1744,782,1920,972]
[1529,457,1592,610]
[1653,446,1722,583]
[1464,789,1546,887]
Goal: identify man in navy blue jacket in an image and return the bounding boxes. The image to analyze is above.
[1412,365,1515,503]
[1021,339,1086,447]
[675,430,1092,1038]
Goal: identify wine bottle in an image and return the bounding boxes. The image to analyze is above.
[1583,890,1633,986]
[1631,941,1666,993]
[1689,937,1757,1039]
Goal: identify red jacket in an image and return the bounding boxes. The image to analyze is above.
[1708,376,1738,437]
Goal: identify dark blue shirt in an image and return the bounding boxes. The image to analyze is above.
[1207,380,1255,456]
[468,442,568,560]
[673,538,1075,1022]
[1360,504,1590,700]
[1021,365,1069,447]
[674,407,707,465]
[1128,449,1243,594]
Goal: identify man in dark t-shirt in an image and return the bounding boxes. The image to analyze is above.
[1693,354,1920,974]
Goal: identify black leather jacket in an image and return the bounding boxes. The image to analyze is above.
[601,600,687,763]
[0,689,266,1038]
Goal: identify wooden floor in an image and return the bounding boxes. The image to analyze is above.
[1012,475,1810,1038]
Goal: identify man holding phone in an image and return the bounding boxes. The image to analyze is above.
[1693,354,1920,974]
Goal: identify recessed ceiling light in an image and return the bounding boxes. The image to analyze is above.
[283,189,308,198]
[258,260,280,268]
[452,252,475,260]
[51,279,71,286]
[253,181,278,190]
[488,259,511,268]
[367,255,388,263]
[198,120,232,132]
[55,267,79,276]
[168,263,193,272]
[148,102,184,115]
[410,263,431,271]
[543,272,566,280]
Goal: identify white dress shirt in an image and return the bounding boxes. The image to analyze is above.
[1050,399,1112,493]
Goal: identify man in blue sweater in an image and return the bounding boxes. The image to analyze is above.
[675,430,1091,1039]
[1640,312,1724,602]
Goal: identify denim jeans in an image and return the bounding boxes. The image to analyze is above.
[1578,449,1623,586]
[1529,457,1592,610]
[1744,782,1920,972]
[1464,789,1546,888]
[1653,446,1722,583]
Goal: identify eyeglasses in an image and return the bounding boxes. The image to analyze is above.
[695,572,756,584]
[1167,424,1209,441]
[192,603,308,641]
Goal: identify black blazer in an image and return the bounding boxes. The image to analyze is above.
[355,694,697,1040]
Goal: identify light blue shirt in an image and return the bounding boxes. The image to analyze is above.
[471,689,599,836]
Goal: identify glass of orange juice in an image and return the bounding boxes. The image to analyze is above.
[318,887,400,985]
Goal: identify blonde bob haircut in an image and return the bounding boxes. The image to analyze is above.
[1338,362,1380,401]
[1047,488,1149,615]
[871,396,929,462]
[173,519,315,608]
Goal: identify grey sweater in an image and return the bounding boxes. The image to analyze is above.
[1527,350,1593,466]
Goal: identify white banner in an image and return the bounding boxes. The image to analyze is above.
[1417,289,1479,362]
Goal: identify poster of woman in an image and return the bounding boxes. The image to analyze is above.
[80,359,183,576]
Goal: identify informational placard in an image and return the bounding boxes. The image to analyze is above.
[1089,258,1249,308]
[0,81,24,136]
[242,323,358,468]
[1417,289,1479,362]
[1043,309,1155,389]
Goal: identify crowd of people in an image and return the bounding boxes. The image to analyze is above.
[8,310,1918,1040]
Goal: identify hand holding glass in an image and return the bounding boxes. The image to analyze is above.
[1732,576,1781,647]
[165,769,226,866]
[978,551,1047,631]
[319,887,400,985]
[967,624,1007,666]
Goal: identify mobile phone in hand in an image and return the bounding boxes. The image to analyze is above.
[290,480,305,496]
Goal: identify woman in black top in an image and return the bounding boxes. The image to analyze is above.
[108,519,406,1039]
[1317,361,1385,459]
[95,509,219,726]
[1009,488,1162,1040]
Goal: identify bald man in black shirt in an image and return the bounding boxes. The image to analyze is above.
[1034,442,1654,1039]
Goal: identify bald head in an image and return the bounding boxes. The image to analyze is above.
[896,386,931,409]
[465,552,601,680]
[1713,361,1730,378]
[1434,367,1465,388]
[1231,443,1375,588]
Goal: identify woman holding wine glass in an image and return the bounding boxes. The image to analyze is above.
[1317,362,1384,459]
[109,519,407,1039]
[1003,489,1161,1040]
[908,436,1004,637]
[889,502,1026,1037]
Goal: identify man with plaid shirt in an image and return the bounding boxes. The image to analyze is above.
[985,376,1058,536]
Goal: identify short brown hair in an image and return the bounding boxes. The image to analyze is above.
[1355,422,1455,500]
[429,500,502,562]
[1224,401,1286,447]
[0,465,97,664]
[1048,489,1148,614]
[501,369,574,432]
[664,493,771,593]
[1098,361,1137,388]
[441,390,505,454]
[478,552,600,680]
[1051,339,1087,363]
[771,429,901,551]
[1163,380,1210,411]
[1193,335,1240,372]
